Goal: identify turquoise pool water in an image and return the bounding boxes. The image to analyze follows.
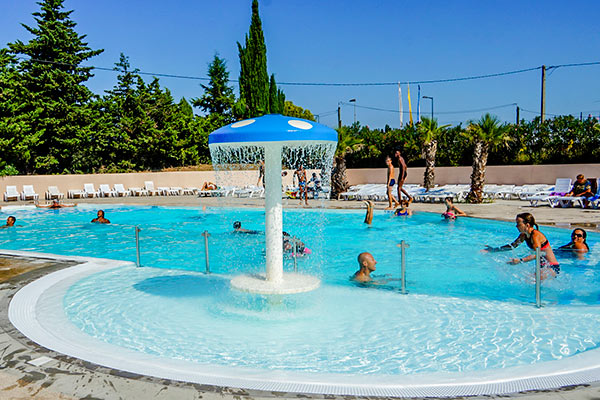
[3,205,600,376]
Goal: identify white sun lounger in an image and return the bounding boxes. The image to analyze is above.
[144,181,161,196]
[45,186,65,200]
[21,185,39,201]
[99,184,117,197]
[528,178,572,207]
[3,186,20,201]
[83,183,99,198]
[114,184,130,197]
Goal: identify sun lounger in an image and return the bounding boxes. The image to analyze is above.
[99,184,117,197]
[45,186,64,200]
[528,178,572,207]
[68,189,84,199]
[21,185,39,201]
[548,178,599,208]
[129,187,149,196]
[144,181,161,196]
[114,184,130,197]
[3,186,19,201]
[180,187,197,195]
[82,183,99,198]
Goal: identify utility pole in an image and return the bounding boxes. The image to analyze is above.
[337,104,341,129]
[516,105,520,127]
[580,112,583,121]
[540,65,546,123]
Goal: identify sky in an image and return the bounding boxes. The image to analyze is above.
[1,0,599,129]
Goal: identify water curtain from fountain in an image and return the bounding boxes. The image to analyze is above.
[209,114,337,294]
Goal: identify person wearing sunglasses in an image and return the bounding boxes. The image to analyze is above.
[558,228,589,259]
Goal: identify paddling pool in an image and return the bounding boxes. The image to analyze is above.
[5,205,600,396]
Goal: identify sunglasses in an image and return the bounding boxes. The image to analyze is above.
[572,233,584,238]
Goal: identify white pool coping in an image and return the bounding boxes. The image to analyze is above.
[6,249,600,398]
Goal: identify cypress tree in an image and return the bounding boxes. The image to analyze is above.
[8,0,103,173]
[237,0,284,118]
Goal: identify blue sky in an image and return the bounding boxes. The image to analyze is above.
[2,0,599,129]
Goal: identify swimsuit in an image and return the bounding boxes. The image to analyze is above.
[525,231,560,274]
[395,209,408,216]
[389,179,396,187]
[442,211,455,220]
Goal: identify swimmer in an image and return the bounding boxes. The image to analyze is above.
[364,200,374,225]
[557,228,589,260]
[233,221,260,234]
[394,199,413,216]
[442,197,466,220]
[295,165,308,206]
[483,212,560,279]
[351,252,396,285]
[0,216,16,228]
[352,252,377,283]
[282,231,311,255]
[35,200,75,209]
[91,210,110,224]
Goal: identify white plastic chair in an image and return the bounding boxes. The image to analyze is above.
[3,186,19,201]
[83,183,99,198]
[144,181,161,196]
[99,184,117,197]
[528,178,572,207]
[21,185,39,201]
[45,186,64,200]
[114,184,130,197]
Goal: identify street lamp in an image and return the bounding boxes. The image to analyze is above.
[422,96,433,120]
[348,98,356,124]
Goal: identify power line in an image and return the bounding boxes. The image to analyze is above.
[339,101,517,115]
[16,56,600,87]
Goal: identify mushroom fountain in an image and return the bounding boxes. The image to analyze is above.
[209,114,337,295]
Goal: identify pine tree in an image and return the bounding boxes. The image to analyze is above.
[192,54,235,126]
[8,0,103,173]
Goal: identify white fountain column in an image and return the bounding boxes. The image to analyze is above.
[264,143,283,284]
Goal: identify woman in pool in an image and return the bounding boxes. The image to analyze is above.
[394,199,413,216]
[484,212,560,278]
[442,197,466,220]
[557,228,589,259]
[385,156,400,210]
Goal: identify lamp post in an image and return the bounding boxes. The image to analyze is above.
[349,98,356,124]
[422,96,433,120]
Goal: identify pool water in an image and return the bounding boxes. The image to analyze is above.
[3,205,600,376]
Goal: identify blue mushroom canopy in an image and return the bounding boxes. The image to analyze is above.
[209,114,338,146]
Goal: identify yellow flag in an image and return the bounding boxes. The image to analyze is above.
[407,84,413,125]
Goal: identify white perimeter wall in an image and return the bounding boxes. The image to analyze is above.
[0,164,598,198]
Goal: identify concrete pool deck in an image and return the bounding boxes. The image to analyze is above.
[1,196,600,399]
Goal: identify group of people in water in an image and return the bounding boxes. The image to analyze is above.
[354,211,590,283]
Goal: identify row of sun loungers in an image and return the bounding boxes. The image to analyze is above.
[338,178,600,208]
[3,182,200,202]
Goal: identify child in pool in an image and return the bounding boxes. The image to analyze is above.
[442,197,466,220]
[394,199,413,216]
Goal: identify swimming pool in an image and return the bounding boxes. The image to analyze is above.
[5,205,600,396]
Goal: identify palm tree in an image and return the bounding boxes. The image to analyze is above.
[463,113,512,203]
[418,117,450,190]
[331,126,363,198]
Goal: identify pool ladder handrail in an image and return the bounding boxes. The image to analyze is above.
[399,240,409,294]
[535,247,542,308]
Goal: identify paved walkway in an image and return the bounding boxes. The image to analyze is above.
[0,196,599,399]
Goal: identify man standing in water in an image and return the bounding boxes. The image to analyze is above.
[295,165,309,206]
[394,147,412,203]
[352,252,377,282]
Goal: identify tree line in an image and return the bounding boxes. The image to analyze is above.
[1,1,598,203]
[0,0,313,176]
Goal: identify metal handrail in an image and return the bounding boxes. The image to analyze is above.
[399,240,409,294]
[135,226,141,267]
[202,231,211,274]
[535,247,542,308]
